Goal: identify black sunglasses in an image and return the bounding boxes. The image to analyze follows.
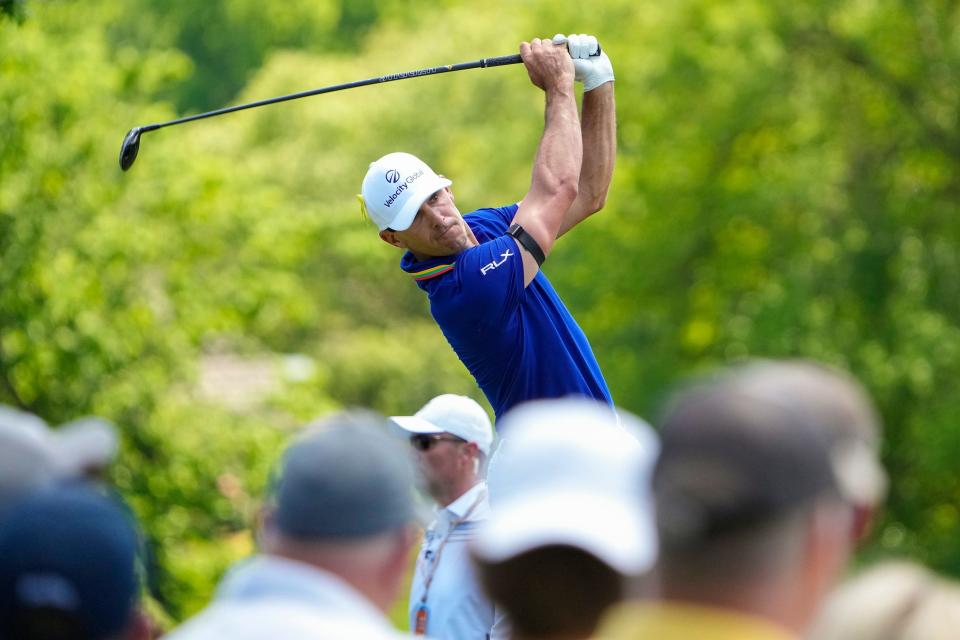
[410,433,466,452]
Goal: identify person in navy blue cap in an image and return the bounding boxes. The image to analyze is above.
[0,484,149,640]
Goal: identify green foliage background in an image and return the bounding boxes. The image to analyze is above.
[2,0,959,627]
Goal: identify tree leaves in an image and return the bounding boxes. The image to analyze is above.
[3,0,960,620]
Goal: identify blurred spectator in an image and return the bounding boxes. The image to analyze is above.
[0,406,123,513]
[600,362,861,639]
[53,417,120,482]
[0,405,74,513]
[808,561,960,640]
[731,359,887,542]
[473,399,659,640]
[0,484,148,640]
[391,394,504,638]
[167,410,417,640]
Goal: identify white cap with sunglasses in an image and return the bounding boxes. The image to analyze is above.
[391,395,494,456]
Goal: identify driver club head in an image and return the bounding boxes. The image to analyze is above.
[119,128,142,171]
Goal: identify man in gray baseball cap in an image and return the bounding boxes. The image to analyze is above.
[169,410,417,640]
[600,361,862,640]
[729,359,887,543]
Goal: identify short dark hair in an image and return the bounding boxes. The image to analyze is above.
[475,545,623,639]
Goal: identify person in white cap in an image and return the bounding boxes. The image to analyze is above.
[391,394,504,639]
[0,406,126,514]
[471,398,659,640]
[0,405,76,512]
[360,34,617,424]
[53,416,120,481]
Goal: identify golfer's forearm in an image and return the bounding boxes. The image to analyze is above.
[520,87,583,249]
[558,83,616,237]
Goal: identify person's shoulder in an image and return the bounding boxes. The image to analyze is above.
[163,601,238,640]
[168,600,408,640]
[465,204,519,238]
[468,203,519,220]
[596,602,798,640]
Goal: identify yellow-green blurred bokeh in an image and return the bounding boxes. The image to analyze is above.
[3,0,960,624]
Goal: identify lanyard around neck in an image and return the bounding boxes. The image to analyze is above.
[419,487,486,604]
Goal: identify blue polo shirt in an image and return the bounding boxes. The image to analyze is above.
[400,204,613,421]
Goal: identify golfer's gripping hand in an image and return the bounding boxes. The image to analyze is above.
[553,33,615,92]
[520,38,575,93]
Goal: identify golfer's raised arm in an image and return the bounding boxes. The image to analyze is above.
[512,38,583,286]
[558,35,617,237]
[558,82,615,237]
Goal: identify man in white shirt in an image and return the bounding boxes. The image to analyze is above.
[392,394,502,639]
[169,411,417,640]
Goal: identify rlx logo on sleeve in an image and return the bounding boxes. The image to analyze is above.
[481,249,514,275]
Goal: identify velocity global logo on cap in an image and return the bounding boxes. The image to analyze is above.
[360,152,452,231]
[383,169,424,209]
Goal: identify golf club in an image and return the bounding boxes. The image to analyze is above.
[119,53,523,171]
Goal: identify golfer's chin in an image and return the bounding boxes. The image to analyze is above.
[438,232,471,255]
[414,233,470,259]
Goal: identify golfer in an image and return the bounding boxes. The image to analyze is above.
[361,34,616,420]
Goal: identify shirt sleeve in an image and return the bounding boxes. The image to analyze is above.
[466,204,519,241]
[454,234,525,329]
[487,204,519,230]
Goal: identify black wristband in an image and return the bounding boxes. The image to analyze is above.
[507,223,546,267]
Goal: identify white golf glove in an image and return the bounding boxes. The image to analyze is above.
[552,33,614,91]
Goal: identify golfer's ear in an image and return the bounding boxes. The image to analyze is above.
[380,229,404,248]
[463,441,479,459]
[436,178,453,200]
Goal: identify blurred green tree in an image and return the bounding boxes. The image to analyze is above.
[2,0,959,624]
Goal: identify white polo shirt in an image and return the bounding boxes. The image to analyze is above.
[409,481,505,639]
[168,555,410,640]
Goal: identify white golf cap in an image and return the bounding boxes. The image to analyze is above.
[361,152,452,231]
[53,417,119,473]
[0,406,75,510]
[475,398,659,575]
[391,394,494,456]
